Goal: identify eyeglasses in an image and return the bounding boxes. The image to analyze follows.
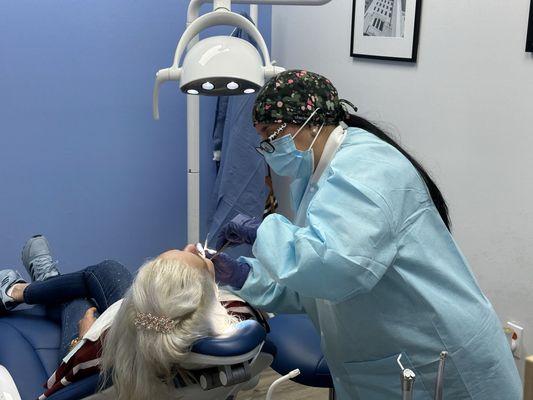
[255,123,287,155]
[256,140,275,154]
[254,109,322,155]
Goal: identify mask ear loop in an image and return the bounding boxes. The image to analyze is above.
[292,108,321,140]
[307,122,325,151]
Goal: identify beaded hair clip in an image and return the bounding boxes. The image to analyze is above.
[134,312,176,334]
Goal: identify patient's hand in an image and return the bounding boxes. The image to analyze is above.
[78,307,97,337]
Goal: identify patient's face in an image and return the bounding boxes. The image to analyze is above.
[158,249,215,278]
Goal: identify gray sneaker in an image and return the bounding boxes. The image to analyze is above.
[21,235,59,282]
[0,269,25,311]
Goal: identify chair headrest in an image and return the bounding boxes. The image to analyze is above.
[191,320,266,357]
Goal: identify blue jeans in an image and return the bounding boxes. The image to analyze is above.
[23,260,132,361]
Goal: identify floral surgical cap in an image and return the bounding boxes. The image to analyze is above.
[252,70,356,126]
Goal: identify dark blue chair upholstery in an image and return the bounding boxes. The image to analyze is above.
[267,314,333,388]
[0,308,269,399]
[191,320,266,357]
[0,306,99,400]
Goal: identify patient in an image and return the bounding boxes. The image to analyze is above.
[0,236,265,400]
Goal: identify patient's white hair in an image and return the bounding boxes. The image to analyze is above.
[100,256,236,400]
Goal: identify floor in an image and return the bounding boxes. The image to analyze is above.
[237,368,330,400]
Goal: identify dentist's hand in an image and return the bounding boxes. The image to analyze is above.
[208,252,251,290]
[215,214,261,250]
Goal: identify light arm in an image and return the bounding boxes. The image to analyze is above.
[188,0,333,23]
[173,10,272,68]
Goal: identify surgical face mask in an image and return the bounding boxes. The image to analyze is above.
[259,109,324,179]
[263,134,315,178]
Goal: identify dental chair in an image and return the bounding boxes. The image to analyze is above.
[266,314,335,398]
[0,305,273,400]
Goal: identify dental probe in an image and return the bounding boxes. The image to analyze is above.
[434,351,448,400]
[212,240,231,257]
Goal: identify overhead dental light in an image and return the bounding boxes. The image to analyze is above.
[159,0,332,244]
[153,3,285,119]
[181,36,262,95]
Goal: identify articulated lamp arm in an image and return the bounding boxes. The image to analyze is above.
[188,0,333,23]
[173,10,272,68]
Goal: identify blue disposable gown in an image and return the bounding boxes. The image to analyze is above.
[232,127,521,399]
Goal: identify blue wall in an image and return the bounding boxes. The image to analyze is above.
[0,1,271,274]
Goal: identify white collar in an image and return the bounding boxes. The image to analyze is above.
[310,125,346,187]
[293,126,346,226]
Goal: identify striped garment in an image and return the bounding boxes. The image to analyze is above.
[38,296,268,399]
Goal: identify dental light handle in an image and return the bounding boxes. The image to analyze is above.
[153,68,181,120]
[434,351,448,400]
[266,369,300,400]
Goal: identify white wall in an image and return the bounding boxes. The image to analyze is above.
[271,0,533,376]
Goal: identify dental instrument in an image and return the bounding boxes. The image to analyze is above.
[211,240,231,258]
[397,354,416,400]
[434,351,448,400]
[197,233,228,259]
[196,242,207,258]
[266,369,301,400]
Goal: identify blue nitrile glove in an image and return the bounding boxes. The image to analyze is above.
[209,252,251,289]
[215,214,261,250]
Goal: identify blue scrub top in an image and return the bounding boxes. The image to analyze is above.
[233,128,521,399]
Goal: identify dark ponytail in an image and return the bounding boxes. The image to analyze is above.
[343,113,451,230]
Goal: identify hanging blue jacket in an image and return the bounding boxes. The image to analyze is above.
[207,93,268,242]
[207,14,268,245]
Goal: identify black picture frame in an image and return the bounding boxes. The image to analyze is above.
[350,0,422,63]
[527,0,533,52]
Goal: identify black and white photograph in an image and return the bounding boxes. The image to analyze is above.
[527,0,533,52]
[351,0,422,62]
[364,0,406,38]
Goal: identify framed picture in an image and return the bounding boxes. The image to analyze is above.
[350,0,422,62]
[527,0,533,52]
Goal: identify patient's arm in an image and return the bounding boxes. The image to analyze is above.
[78,307,98,337]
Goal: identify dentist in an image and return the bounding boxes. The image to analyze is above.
[208,70,521,399]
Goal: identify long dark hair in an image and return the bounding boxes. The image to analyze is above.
[344,113,451,230]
